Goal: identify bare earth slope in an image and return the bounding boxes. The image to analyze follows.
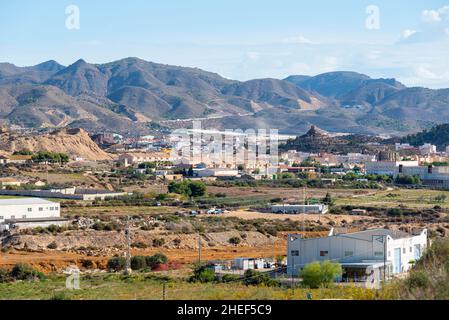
[0,128,111,161]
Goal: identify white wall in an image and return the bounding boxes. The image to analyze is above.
[287,229,427,277]
[0,201,60,222]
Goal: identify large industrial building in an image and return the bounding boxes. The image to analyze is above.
[287,228,428,287]
[0,198,67,231]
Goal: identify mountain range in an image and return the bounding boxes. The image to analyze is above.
[1,57,449,136]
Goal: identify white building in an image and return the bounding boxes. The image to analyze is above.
[233,258,266,270]
[419,143,437,156]
[365,160,419,176]
[271,204,328,214]
[287,228,427,285]
[193,168,239,178]
[395,143,415,151]
[397,165,449,188]
[0,198,62,231]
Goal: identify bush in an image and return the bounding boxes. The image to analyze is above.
[229,237,241,245]
[406,271,430,289]
[168,180,206,198]
[10,264,44,281]
[243,269,279,287]
[221,274,241,283]
[131,242,148,249]
[47,241,58,249]
[146,253,168,269]
[0,269,11,283]
[131,256,147,270]
[153,238,165,247]
[300,261,342,289]
[189,264,216,283]
[107,257,127,272]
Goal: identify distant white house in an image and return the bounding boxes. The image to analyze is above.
[193,168,239,178]
[287,228,428,286]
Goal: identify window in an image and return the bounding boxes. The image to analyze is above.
[27,208,32,212]
[374,251,384,257]
[0,216,3,220]
[291,250,299,256]
[22,215,26,219]
[39,207,43,212]
[320,251,329,257]
[403,248,406,254]
[344,251,353,257]
[50,207,54,211]
[410,247,412,253]
[55,207,59,211]
[388,251,391,257]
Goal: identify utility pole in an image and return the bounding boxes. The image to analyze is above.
[383,235,387,284]
[124,216,132,275]
[162,282,167,300]
[198,232,202,264]
[302,187,306,233]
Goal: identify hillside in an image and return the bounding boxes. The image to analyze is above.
[281,126,387,154]
[1,58,449,135]
[0,128,112,161]
[400,123,449,150]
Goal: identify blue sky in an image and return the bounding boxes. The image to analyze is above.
[1,0,449,87]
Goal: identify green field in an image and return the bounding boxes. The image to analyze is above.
[335,188,449,209]
[0,274,394,300]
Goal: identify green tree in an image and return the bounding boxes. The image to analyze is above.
[107,257,127,272]
[189,264,217,283]
[146,253,168,269]
[168,180,206,198]
[322,192,334,205]
[300,261,342,289]
[130,256,147,270]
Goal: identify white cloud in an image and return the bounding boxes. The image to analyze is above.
[415,66,439,79]
[422,6,449,23]
[246,51,260,61]
[282,35,316,45]
[402,29,417,39]
[422,9,441,22]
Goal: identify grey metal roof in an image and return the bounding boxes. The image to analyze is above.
[0,198,57,206]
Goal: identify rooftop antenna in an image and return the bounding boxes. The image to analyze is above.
[302,187,306,234]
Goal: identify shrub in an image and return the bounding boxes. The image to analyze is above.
[0,269,11,283]
[153,238,165,247]
[10,264,44,281]
[146,253,168,269]
[243,269,279,287]
[107,257,127,272]
[47,241,58,249]
[229,237,241,245]
[131,256,147,270]
[189,264,216,283]
[406,271,430,289]
[300,261,342,289]
[131,242,148,249]
[221,274,241,283]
